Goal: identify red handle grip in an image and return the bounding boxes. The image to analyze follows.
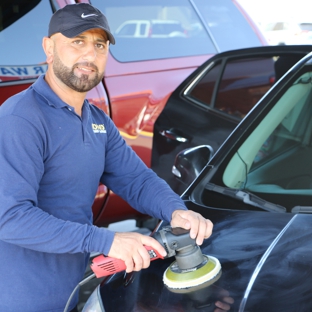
[90,246,163,278]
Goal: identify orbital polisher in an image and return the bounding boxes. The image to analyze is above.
[90,226,221,290]
[64,226,222,311]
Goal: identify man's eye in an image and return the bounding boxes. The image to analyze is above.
[73,40,84,45]
[96,43,105,49]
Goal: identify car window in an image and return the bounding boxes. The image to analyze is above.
[193,0,263,51]
[223,70,312,198]
[117,23,137,36]
[91,0,217,62]
[215,57,275,118]
[186,56,276,119]
[185,60,222,107]
[151,22,184,35]
[0,0,54,83]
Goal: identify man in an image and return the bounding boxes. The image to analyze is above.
[0,3,213,312]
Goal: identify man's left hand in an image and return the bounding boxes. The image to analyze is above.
[170,210,213,245]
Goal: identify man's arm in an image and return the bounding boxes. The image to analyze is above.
[0,114,113,255]
[101,117,213,271]
[100,116,187,222]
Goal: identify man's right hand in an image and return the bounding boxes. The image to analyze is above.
[107,232,167,273]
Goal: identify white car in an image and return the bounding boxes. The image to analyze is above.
[115,19,187,38]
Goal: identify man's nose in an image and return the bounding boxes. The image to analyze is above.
[82,43,97,61]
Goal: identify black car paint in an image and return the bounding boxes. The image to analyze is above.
[98,205,312,311]
[243,214,312,312]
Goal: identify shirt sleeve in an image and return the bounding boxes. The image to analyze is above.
[0,114,113,255]
[100,117,187,222]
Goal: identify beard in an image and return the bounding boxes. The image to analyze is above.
[52,49,104,93]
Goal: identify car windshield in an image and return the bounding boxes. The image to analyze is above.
[92,0,263,62]
[220,62,312,212]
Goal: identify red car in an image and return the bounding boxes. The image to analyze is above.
[0,0,267,228]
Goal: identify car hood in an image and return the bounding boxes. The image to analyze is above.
[99,204,312,311]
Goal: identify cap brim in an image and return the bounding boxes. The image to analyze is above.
[61,24,115,45]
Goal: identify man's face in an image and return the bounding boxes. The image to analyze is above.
[50,29,109,93]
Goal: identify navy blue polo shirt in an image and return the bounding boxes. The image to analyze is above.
[0,75,186,311]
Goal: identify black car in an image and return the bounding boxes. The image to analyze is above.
[78,46,312,311]
[152,45,312,195]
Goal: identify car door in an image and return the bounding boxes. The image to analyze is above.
[152,45,312,194]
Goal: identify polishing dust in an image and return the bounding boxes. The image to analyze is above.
[163,255,221,289]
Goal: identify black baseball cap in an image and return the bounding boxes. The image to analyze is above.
[48,3,115,44]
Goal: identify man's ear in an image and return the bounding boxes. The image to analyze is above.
[42,36,54,64]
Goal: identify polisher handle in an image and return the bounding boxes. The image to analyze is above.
[91,246,164,278]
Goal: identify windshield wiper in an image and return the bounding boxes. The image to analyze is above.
[205,183,286,213]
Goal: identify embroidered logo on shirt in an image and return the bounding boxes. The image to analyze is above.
[92,123,106,133]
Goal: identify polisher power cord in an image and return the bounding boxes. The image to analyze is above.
[63,246,163,312]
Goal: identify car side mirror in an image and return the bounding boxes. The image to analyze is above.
[171,145,214,186]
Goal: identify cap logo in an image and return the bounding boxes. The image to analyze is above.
[81,13,98,18]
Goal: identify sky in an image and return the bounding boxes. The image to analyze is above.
[237,0,312,25]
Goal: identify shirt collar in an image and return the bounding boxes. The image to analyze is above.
[32,75,89,112]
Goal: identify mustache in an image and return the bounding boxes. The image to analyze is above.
[73,62,98,72]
